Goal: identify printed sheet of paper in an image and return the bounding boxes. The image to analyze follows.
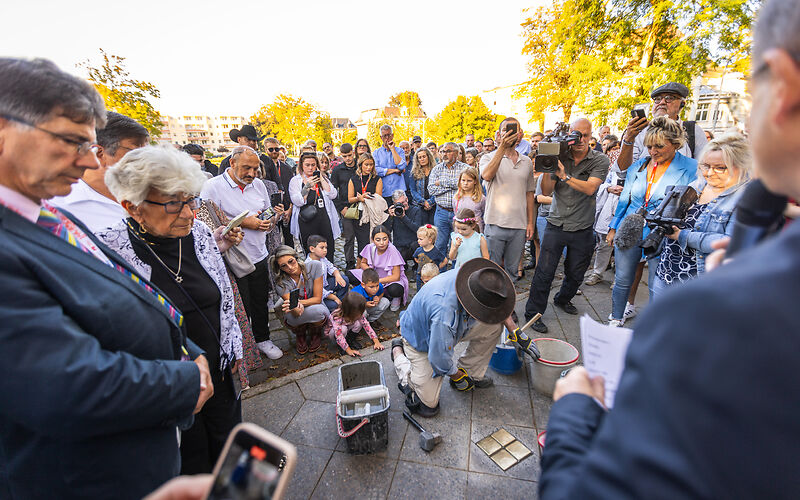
[579,315,633,409]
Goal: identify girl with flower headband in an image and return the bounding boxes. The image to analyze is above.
[453,168,485,231]
[413,224,448,289]
[448,208,489,268]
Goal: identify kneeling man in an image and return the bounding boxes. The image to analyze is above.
[394,258,519,417]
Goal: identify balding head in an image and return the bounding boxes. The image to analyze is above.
[570,118,592,155]
[229,145,262,186]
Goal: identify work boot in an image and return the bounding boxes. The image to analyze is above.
[307,320,326,352]
[405,391,440,418]
[474,377,494,388]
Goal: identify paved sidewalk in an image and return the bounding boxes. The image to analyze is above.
[241,263,650,499]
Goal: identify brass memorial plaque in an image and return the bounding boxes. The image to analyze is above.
[475,436,502,456]
[489,449,518,471]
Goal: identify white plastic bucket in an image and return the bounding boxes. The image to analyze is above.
[530,338,579,397]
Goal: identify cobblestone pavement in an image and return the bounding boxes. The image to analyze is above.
[241,238,650,499]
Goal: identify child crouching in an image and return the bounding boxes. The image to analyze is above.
[325,292,385,357]
[352,268,390,322]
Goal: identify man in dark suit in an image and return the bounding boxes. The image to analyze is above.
[539,2,800,498]
[0,58,213,499]
[262,136,295,246]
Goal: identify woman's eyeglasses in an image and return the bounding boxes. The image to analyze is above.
[143,197,201,213]
[698,163,729,175]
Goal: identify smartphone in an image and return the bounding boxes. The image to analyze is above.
[258,207,275,220]
[270,192,283,208]
[506,122,518,135]
[206,423,297,500]
[289,288,300,310]
[630,108,646,120]
[617,179,626,187]
[222,210,250,236]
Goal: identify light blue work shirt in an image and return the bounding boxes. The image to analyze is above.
[399,270,475,377]
[373,145,407,196]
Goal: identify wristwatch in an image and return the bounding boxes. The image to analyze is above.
[561,175,572,183]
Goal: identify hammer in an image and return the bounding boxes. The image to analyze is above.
[403,410,442,452]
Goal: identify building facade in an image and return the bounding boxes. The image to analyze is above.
[157,115,248,151]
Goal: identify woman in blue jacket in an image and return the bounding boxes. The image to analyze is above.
[606,117,697,326]
[652,134,752,297]
[409,147,437,225]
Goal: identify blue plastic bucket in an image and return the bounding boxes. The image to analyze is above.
[489,344,522,375]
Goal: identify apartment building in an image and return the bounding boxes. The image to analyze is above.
[157,114,248,151]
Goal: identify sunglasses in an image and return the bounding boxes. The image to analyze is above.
[266,147,279,152]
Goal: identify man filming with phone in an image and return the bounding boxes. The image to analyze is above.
[523,118,609,334]
[618,82,708,170]
[201,145,284,360]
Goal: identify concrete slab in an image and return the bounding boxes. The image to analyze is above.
[310,452,395,499]
[296,367,339,404]
[242,382,304,435]
[466,471,539,500]
[388,461,468,499]
[284,445,333,500]
[281,400,341,451]
[472,385,534,429]
[399,415,471,471]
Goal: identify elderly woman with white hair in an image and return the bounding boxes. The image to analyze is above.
[652,134,753,296]
[96,145,244,475]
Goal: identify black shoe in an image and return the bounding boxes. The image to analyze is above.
[398,382,412,396]
[474,377,494,388]
[530,319,548,334]
[554,301,578,315]
[515,270,525,282]
[346,332,362,350]
[405,391,440,417]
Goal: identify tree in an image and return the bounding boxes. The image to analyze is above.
[389,91,423,118]
[517,0,759,129]
[431,96,503,143]
[250,95,332,155]
[79,49,162,138]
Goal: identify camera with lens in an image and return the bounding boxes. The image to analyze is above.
[534,122,583,173]
[392,203,405,218]
[639,185,699,258]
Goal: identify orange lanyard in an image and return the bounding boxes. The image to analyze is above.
[644,161,668,208]
[361,175,370,195]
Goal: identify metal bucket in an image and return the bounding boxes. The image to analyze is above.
[529,338,579,397]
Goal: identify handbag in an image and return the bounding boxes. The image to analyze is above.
[343,204,361,220]
[299,203,319,222]
[204,200,256,278]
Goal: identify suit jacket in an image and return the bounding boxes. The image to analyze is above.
[539,221,800,499]
[0,205,202,500]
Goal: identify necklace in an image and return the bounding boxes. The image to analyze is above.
[148,238,183,283]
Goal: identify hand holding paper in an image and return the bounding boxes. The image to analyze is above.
[579,315,633,409]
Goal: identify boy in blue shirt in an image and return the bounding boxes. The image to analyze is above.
[352,268,390,322]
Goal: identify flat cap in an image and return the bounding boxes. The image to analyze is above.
[651,82,689,98]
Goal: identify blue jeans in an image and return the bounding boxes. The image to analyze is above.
[651,274,670,302]
[611,244,658,320]
[433,206,454,255]
[536,215,548,246]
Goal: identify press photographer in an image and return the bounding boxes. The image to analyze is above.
[387,189,421,261]
[524,118,609,333]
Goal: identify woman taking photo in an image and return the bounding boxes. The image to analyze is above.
[288,151,340,260]
[653,134,752,295]
[270,245,330,354]
[98,145,243,474]
[348,152,384,254]
[409,147,436,225]
[606,116,698,326]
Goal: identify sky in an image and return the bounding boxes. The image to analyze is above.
[2,0,545,121]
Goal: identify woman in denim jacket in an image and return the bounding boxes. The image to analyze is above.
[409,147,437,225]
[653,134,752,297]
[607,117,697,326]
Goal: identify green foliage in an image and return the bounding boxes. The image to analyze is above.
[79,49,163,138]
[518,0,759,129]
[250,95,332,155]
[389,91,423,117]
[431,96,503,143]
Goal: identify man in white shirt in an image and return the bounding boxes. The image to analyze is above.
[51,112,148,233]
[200,145,283,360]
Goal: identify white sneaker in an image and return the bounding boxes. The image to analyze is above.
[257,340,283,360]
[623,303,637,320]
[390,297,401,312]
[584,273,602,286]
[608,319,624,327]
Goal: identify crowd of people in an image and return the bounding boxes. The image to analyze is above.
[3,1,799,496]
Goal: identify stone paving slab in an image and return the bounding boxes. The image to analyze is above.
[240,253,652,498]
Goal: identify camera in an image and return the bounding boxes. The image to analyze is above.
[392,203,405,217]
[639,185,698,258]
[534,122,583,173]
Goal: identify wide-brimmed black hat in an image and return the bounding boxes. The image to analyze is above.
[229,124,265,143]
[650,82,689,98]
[455,258,516,324]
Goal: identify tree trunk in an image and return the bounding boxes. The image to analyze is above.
[639,1,664,69]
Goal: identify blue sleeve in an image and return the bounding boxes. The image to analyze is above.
[409,177,424,204]
[677,209,737,254]
[427,320,457,377]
